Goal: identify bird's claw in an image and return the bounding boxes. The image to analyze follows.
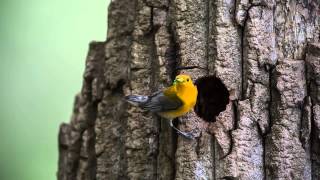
[178,131,195,140]
[169,119,195,140]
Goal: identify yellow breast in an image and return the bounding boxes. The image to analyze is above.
[159,83,198,119]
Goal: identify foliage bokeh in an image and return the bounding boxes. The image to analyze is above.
[0,0,110,179]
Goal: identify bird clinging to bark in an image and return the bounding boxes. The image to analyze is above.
[125,74,198,139]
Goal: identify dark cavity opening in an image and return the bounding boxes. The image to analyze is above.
[194,76,230,122]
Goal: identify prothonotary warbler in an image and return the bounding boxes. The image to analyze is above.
[125,74,198,139]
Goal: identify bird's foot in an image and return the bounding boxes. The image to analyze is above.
[169,119,195,140]
[178,131,195,140]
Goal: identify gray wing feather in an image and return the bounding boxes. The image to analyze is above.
[140,91,183,112]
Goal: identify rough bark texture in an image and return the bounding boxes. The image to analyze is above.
[57,0,320,179]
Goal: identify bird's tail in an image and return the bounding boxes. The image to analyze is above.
[125,95,148,106]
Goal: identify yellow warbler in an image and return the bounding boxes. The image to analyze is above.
[125,74,198,139]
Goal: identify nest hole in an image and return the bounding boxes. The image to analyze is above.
[194,76,230,122]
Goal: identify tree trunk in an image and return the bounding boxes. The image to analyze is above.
[57,0,320,179]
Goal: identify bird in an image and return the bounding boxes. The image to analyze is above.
[125,74,198,139]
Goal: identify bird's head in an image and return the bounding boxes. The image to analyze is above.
[173,74,194,86]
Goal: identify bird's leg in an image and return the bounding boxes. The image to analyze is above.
[169,119,194,139]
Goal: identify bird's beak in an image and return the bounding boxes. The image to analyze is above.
[173,77,184,85]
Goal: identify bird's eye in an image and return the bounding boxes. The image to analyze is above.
[187,78,189,82]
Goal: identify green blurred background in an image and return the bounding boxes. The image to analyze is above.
[0,0,110,179]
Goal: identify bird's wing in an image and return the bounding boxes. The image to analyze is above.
[140,89,183,113]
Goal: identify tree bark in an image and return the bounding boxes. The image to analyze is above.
[57,0,320,179]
